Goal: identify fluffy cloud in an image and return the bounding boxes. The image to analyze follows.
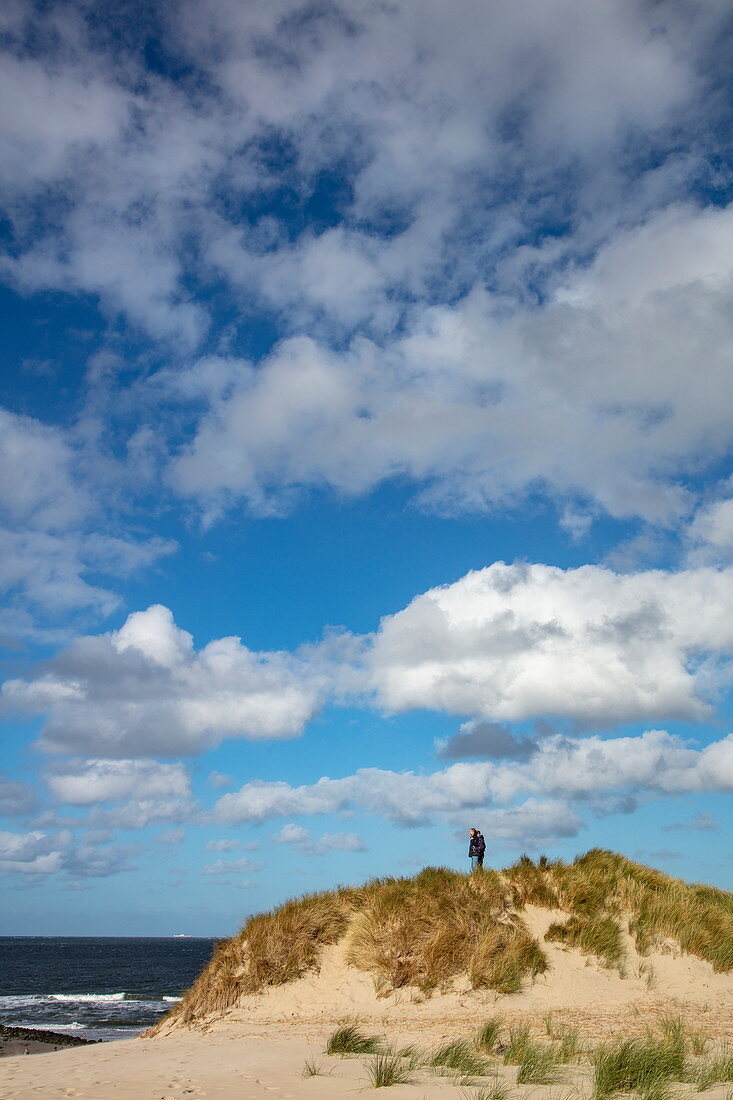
[2,0,707,342]
[3,1,733,533]
[202,856,261,876]
[663,812,717,833]
[204,838,241,852]
[169,203,733,526]
[0,407,89,532]
[371,562,733,724]
[46,759,191,806]
[479,799,582,843]
[214,730,733,831]
[83,799,196,831]
[0,773,38,817]
[0,408,175,640]
[3,604,324,756]
[0,408,108,621]
[0,828,136,877]
[0,830,64,874]
[273,823,367,855]
[207,771,233,789]
[687,495,733,563]
[437,721,539,761]
[157,827,185,846]
[6,562,733,755]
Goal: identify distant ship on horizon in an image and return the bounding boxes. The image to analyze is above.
[172,933,192,938]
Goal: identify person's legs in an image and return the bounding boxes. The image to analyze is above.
[477,854,484,868]
[470,855,479,871]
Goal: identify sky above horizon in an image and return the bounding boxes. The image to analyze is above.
[2,0,733,936]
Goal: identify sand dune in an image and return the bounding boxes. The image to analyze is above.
[148,907,733,1043]
[3,854,733,1099]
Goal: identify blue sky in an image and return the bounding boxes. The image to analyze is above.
[2,0,733,935]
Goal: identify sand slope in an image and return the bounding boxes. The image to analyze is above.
[153,905,733,1040]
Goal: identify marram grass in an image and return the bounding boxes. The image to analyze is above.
[545,914,624,969]
[696,1047,733,1091]
[592,1036,686,1100]
[515,1043,564,1085]
[475,1015,504,1053]
[363,1051,414,1087]
[429,1039,490,1076]
[325,1022,382,1055]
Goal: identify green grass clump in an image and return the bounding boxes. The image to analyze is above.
[553,1026,582,1063]
[515,1043,563,1085]
[506,854,560,908]
[459,1080,512,1100]
[545,914,624,969]
[632,884,733,972]
[504,849,733,976]
[690,1030,708,1056]
[475,1015,504,1053]
[168,885,360,1024]
[430,1039,490,1076]
[593,1036,687,1100]
[363,1052,414,1087]
[468,924,548,994]
[325,1022,382,1055]
[695,1048,733,1091]
[503,1024,533,1065]
[301,1055,325,1077]
[392,1043,421,1066]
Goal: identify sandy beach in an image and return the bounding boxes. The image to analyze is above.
[2,1003,733,1100]
[0,1025,94,1059]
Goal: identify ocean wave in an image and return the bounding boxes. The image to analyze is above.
[0,992,178,1006]
[18,1021,88,1031]
[50,993,127,1003]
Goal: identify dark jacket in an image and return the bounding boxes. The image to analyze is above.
[468,832,486,857]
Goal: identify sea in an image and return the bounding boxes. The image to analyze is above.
[0,937,217,1042]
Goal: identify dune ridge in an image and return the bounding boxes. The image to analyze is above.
[152,850,733,1037]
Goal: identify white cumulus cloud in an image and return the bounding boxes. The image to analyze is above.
[371,562,733,724]
[6,563,733,755]
[46,759,191,806]
[273,823,367,854]
[3,604,324,756]
[0,828,136,877]
[214,729,733,833]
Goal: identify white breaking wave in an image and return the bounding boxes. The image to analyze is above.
[50,993,126,1002]
[17,1021,88,1030]
[0,992,176,1008]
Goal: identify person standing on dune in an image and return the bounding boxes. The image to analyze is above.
[468,827,486,871]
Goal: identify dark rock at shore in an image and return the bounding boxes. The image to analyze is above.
[0,1024,96,1047]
